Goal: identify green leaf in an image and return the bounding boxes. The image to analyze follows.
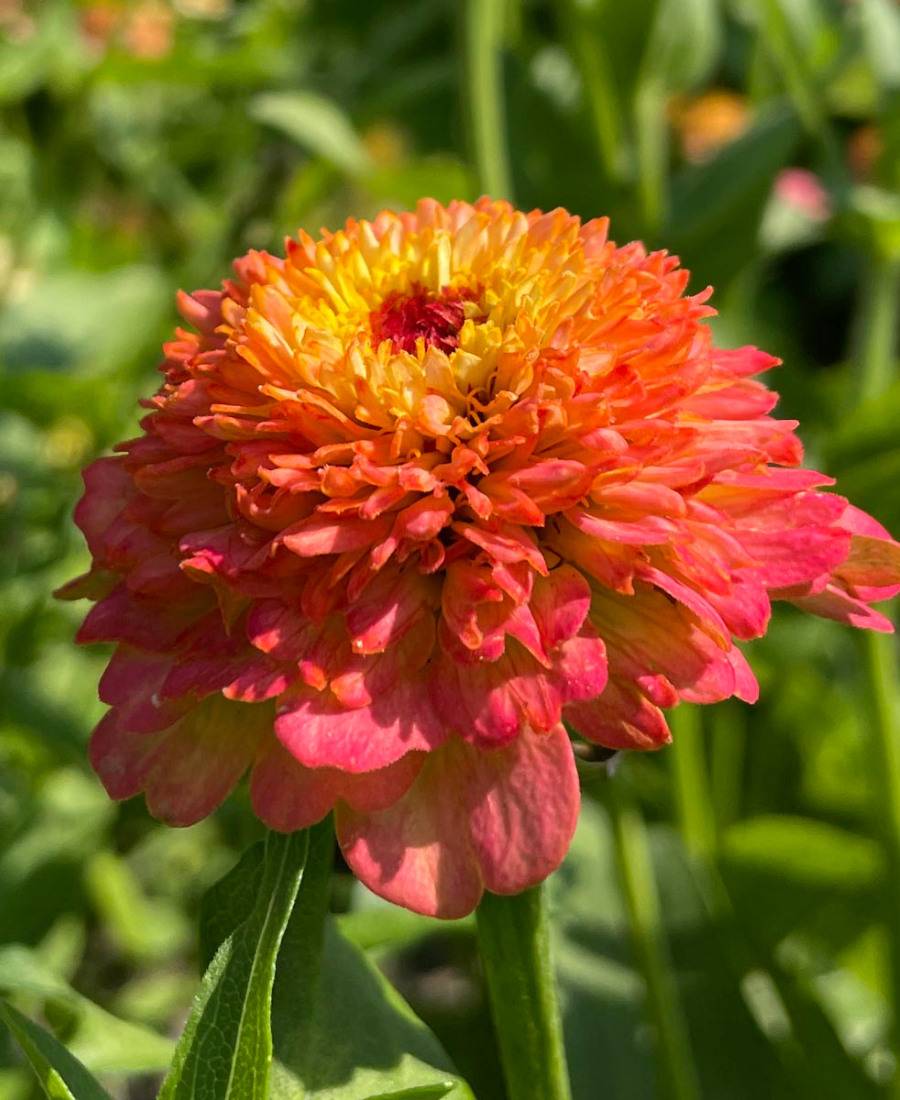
[159,830,309,1100]
[0,267,169,379]
[721,815,885,893]
[638,0,720,92]
[336,903,472,956]
[199,843,266,972]
[200,826,473,1100]
[719,814,885,959]
[666,103,802,254]
[0,944,174,1076]
[270,919,470,1100]
[250,93,372,177]
[0,999,112,1100]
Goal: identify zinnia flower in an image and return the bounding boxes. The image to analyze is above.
[60,198,900,918]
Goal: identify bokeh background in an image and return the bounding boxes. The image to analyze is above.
[2,0,900,1097]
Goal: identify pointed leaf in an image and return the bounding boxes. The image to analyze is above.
[0,944,173,1075]
[250,93,372,176]
[159,830,308,1100]
[199,827,474,1100]
[0,1000,112,1100]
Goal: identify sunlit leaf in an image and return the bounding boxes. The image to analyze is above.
[251,93,372,177]
[200,831,473,1100]
[0,999,111,1100]
[0,944,174,1076]
[159,830,308,1100]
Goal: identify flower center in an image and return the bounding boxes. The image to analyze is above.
[371,285,476,356]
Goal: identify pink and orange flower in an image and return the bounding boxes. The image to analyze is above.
[61,198,900,917]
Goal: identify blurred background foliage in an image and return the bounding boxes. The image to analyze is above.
[1,0,900,1097]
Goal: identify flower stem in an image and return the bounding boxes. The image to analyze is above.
[475,885,572,1100]
[864,630,900,1073]
[604,778,702,1100]
[464,0,514,201]
[852,248,900,1095]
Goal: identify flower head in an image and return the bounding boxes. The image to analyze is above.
[61,198,900,917]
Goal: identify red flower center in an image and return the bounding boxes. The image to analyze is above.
[371,285,476,355]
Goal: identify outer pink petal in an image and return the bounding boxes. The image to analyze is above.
[833,534,900,593]
[566,679,672,750]
[98,646,192,733]
[275,677,447,772]
[739,527,851,589]
[336,725,580,918]
[74,458,135,561]
[466,724,579,897]
[790,584,895,633]
[90,696,266,826]
[250,738,423,832]
[77,584,207,652]
[89,711,164,799]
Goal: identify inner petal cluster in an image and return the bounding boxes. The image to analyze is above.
[371,285,479,357]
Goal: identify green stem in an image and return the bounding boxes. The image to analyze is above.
[668,704,718,862]
[475,885,572,1100]
[561,0,630,184]
[853,253,900,406]
[605,779,702,1100]
[710,703,747,835]
[757,0,842,173]
[864,630,900,1099]
[634,81,668,234]
[464,0,513,200]
[852,242,900,1096]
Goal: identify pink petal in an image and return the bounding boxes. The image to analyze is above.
[790,584,895,633]
[77,584,206,652]
[529,565,592,649]
[282,513,392,556]
[568,508,682,546]
[98,646,191,733]
[90,696,267,825]
[739,527,851,589]
[833,534,900,591]
[345,568,438,654]
[429,646,522,746]
[142,697,266,825]
[250,738,423,831]
[275,677,447,772]
[336,725,580,918]
[74,458,135,562]
[566,679,672,750]
[89,711,164,800]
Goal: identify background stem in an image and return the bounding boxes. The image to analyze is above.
[854,254,900,405]
[669,704,718,862]
[604,778,702,1100]
[475,886,572,1100]
[464,0,513,200]
[852,249,900,1096]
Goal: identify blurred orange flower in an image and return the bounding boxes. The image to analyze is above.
[671,89,751,163]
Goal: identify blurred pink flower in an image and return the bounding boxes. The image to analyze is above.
[774,168,833,222]
[61,199,900,916]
